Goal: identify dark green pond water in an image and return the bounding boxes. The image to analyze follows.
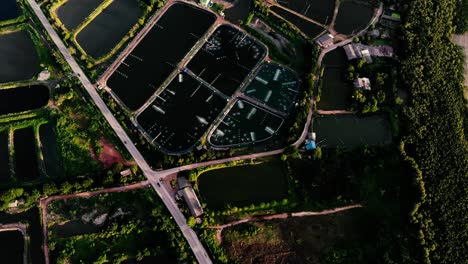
[198,160,288,209]
[0,230,24,264]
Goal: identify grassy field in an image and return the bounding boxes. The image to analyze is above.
[222,208,367,263]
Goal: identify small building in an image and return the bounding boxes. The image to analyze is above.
[177,177,203,217]
[343,44,359,60]
[37,69,50,81]
[305,140,316,150]
[343,43,393,63]
[316,34,334,48]
[354,78,371,90]
[199,0,210,7]
[120,169,132,177]
[368,29,380,38]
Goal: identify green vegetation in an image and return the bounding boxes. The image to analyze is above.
[400,0,468,263]
[48,188,195,263]
[52,79,134,178]
[455,0,468,33]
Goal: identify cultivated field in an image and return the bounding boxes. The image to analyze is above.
[222,208,366,263]
[76,0,143,58]
[56,0,104,30]
[197,160,288,209]
[187,25,266,96]
[334,1,374,35]
[0,85,49,115]
[137,72,226,153]
[210,99,284,147]
[13,127,39,181]
[270,6,325,38]
[0,30,40,83]
[107,3,216,110]
[47,188,184,263]
[244,63,300,113]
[313,114,392,147]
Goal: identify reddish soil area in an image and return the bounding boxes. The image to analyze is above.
[91,137,134,168]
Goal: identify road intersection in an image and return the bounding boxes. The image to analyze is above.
[25,0,381,262]
[26,0,213,263]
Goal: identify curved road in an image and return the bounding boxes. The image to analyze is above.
[26,1,213,263]
[26,0,380,262]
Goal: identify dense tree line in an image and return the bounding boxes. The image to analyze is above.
[400,0,468,263]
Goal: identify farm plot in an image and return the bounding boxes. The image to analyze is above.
[244,63,300,113]
[313,114,392,147]
[270,6,325,39]
[317,48,353,110]
[197,160,288,209]
[209,99,284,147]
[107,3,216,110]
[0,30,40,83]
[137,72,226,153]
[0,0,21,22]
[76,0,143,59]
[0,131,10,182]
[334,1,374,35]
[39,124,62,178]
[187,25,266,97]
[56,0,104,30]
[0,85,49,116]
[47,189,185,263]
[275,0,335,25]
[13,127,39,181]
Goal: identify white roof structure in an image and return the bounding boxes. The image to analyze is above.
[354,78,371,90]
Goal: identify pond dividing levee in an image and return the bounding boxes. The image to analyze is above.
[106,2,217,110]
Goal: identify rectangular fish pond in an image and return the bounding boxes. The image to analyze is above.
[313,114,392,148]
[197,160,289,209]
[106,2,216,110]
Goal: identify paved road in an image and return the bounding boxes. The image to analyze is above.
[26,1,213,263]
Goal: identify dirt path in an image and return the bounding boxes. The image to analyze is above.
[210,204,362,243]
[453,33,468,98]
[39,181,150,264]
[316,110,354,115]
